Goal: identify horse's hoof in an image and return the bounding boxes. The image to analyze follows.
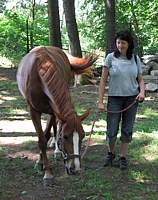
[43,178,53,187]
[34,162,43,172]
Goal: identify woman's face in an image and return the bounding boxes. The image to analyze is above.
[116,38,129,55]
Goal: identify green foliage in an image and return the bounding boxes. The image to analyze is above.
[0,11,26,65]
[0,0,157,66]
[116,0,158,55]
[21,140,37,150]
[1,72,158,199]
[78,0,158,55]
[0,2,49,66]
[78,0,105,52]
[0,146,6,157]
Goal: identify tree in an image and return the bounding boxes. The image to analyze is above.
[116,0,158,56]
[48,0,62,48]
[0,0,158,66]
[63,0,82,57]
[78,0,106,53]
[30,0,35,50]
[0,1,49,65]
[0,0,7,13]
[104,0,115,55]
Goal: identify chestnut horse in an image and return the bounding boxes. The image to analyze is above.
[17,46,97,186]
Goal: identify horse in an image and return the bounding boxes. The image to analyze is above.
[16,46,97,186]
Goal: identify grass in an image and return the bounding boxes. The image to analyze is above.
[0,76,158,199]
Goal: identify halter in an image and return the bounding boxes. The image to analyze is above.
[57,132,81,161]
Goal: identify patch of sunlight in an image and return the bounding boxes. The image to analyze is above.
[151,131,158,138]
[144,142,158,151]
[13,109,28,115]
[0,136,38,145]
[133,131,158,161]
[83,124,105,132]
[1,96,16,101]
[136,114,148,118]
[0,99,4,104]
[85,135,105,146]
[141,153,157,162]
[0,56,12,67]
[145,96,155,101]
[0,120,46,133]
[83,119,106,132]
[144,108,158,116]
[134,131,158,139]
[0,91,8,95]
[8,150,39,161]
[130,171,147,183]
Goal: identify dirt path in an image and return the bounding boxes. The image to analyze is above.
[1,67,158,200]
[0,67,101,200]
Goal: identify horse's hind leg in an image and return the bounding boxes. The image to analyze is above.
[29,106,53,186]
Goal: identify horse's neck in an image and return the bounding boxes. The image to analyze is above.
[39,62,74,116]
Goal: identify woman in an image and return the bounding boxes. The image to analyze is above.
[98,30,145,170]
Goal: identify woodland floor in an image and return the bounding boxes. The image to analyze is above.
[0,67,158,200]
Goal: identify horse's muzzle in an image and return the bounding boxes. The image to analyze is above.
[65,166,81,175]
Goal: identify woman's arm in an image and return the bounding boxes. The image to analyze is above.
[98,67,109,111]
[136,74,145,102]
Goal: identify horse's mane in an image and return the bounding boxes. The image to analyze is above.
[37,48,74,116]
[30,46,97,118]
[63,111,85,136]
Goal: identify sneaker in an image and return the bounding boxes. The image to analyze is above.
[118,156,127,170]
[103,152,115,167]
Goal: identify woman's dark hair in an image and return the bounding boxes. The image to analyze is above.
[114,30,134,59]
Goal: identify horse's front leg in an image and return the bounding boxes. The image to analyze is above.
[29,106,53,186]
[54,122,62,160]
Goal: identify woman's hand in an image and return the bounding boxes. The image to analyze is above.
[136,92,145,103]
[98,102,105,111]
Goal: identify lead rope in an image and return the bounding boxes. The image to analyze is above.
[81,111,100,160]
[81,99,138,159]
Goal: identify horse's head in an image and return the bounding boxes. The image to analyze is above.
[57,109,90,175]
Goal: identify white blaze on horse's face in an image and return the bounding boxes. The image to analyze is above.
[64,130,81,174]
[73,131,81,171]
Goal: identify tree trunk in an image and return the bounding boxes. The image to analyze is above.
[128,2,143,56]
[104,0,115,55]
[63,0,82,57]
[48,0,62,48]
[30,0,35,50]
[26,18,29,53]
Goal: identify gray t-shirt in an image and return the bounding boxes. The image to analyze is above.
[103,52,142,96]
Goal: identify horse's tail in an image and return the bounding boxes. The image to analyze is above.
[66,53,98,75]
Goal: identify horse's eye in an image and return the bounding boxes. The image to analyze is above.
[63,135,68,140]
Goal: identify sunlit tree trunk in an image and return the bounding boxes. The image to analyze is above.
[104,0,115,55]
[29,0,35,50]
[48,0,62,48]
[63,0,82,57]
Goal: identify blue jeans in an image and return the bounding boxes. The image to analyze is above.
[106,95,138,143]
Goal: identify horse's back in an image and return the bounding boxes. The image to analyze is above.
[17,50,37,97]
[31,46,72,84]
[17,46,72,96]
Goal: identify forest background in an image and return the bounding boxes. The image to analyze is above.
[0,0,157,69]
[0,1,158,199]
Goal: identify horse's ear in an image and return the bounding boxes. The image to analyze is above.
[79,108,91,121]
